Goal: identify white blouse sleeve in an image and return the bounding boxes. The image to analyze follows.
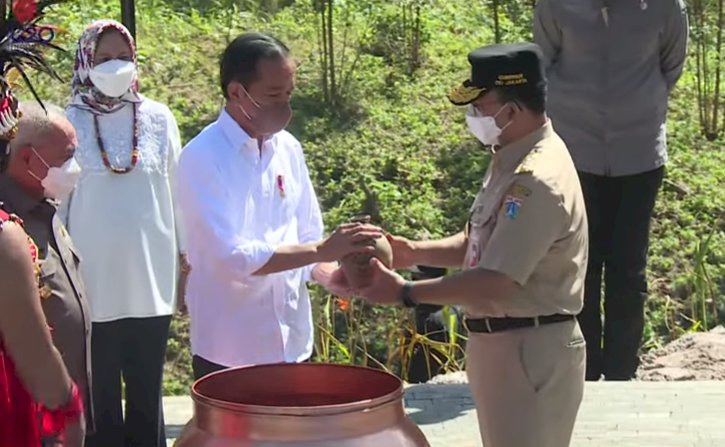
[165,108,187,254]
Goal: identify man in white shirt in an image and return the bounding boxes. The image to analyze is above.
[176,32,381,380]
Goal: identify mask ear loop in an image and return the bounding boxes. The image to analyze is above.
[241,85,261,108]
[30,147,51,169]
[238,104,252,121]
[238,84,261,121]
[26,146,50,183]
[492,102,509,119]
[494,102,517,133]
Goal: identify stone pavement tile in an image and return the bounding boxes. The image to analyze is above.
[164,381,725,447]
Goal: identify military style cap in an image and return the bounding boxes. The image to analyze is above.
[448,42,546,106]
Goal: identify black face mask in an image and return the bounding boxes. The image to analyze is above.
[238,86,292,136]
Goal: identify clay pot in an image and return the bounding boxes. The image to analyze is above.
[173,363,430,447]
[339,215,393,288]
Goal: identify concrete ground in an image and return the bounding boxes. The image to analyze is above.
[163,381,725,446]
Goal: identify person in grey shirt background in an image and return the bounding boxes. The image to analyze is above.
[534,0,688,381]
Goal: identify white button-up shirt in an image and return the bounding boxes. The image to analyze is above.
[176,109,324,367]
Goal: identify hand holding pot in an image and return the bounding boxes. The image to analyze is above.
[385,233,417,270]
[311,262,355,297]
[317,222,384,263]
[339,215,394,289]
[357,258,406,305]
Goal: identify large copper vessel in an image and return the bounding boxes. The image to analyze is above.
[173,363,429,447]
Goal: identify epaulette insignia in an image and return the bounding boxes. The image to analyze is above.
[514,149,542,175]
[509,184,532,198]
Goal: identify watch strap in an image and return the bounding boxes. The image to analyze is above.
[401,281,417,308]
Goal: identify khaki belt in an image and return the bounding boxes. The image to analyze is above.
[463,314,575,334]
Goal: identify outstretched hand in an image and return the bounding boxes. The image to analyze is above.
[357,258,406,306]
[313,262,354,297]
[386,233,417,270]
[317,223,384,262]
[325,266,354,297]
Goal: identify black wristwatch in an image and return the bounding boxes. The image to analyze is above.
[400,281,417,308]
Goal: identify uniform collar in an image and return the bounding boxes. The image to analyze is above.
[492,120,553,174]
[0,175,55,222]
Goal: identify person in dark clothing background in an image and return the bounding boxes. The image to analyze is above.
[406,265,466,384]
[534,0,689,381]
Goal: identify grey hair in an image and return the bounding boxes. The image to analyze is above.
[8,101,68,153]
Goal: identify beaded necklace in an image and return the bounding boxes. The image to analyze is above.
[94,102,139,174]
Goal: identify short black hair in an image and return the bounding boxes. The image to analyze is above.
[491,85,546,115]
[219,32,290,99]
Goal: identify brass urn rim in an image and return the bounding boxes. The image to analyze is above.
[191,362,405,417]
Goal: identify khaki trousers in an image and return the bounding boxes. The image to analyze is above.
[466,319,586,447]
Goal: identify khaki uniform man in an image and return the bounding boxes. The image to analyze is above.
[359,43,588,447]
[0,102,94,437]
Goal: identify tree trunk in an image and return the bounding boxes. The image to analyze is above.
[326,0,337,104]
[492,0,501,43]
[717,0,725,137]
[318,5,329,102]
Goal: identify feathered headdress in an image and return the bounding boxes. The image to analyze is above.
[0,0,66,169]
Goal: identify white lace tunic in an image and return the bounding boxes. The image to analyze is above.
[62,99,185,322]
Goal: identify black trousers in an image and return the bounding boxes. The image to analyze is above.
[406,305,466,383]
[85,316,171,447]
[192,355,228,381]
[577,167,664,381]
[192,355,314,381]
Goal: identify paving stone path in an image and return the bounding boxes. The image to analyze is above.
[164,381,725,446]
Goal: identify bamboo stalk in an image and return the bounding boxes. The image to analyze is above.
[326,0,336,104]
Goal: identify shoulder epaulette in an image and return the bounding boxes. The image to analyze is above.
[514,149,542,175]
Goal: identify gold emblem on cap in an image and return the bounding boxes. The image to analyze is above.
[448,83,485,105]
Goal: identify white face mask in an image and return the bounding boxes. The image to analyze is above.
[89,59,136,98]
[466,104,512,146]
[28,148,82,200]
